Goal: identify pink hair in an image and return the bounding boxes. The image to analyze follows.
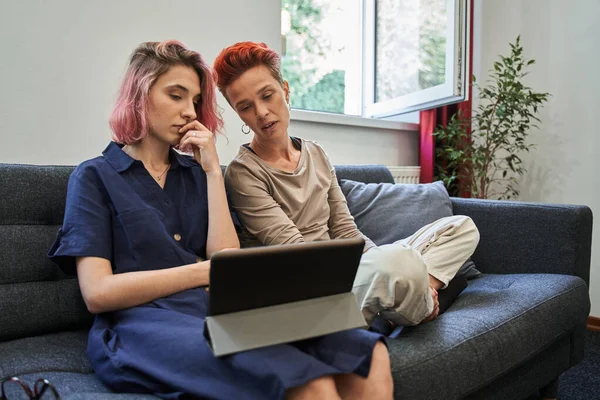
[109,40,223,144]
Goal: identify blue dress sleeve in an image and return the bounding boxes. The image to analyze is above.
[48,165,112,275]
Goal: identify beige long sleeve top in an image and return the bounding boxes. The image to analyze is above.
[225,138,375,251]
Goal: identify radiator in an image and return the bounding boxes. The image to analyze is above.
[386,166,421,184]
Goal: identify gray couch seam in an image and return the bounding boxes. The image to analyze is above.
[395,279,587,375]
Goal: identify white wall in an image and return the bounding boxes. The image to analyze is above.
[474,0,600,315]
[0,0,417,167]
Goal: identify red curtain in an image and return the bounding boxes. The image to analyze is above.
[419,0,474,196]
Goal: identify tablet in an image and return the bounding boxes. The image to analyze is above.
[205,237,367,356]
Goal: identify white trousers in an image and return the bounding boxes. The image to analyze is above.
[352,215,480,326]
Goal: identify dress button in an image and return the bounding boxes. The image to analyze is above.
[195,257,202,263]
[204,287,210,292]
[174,233,182,241]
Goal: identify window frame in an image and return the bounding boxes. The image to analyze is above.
[284,0,470,126]
[363,0,470,118]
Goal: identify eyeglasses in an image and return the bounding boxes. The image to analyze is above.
[0,377,60,400]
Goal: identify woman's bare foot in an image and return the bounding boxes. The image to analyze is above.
[421,286,440,323]
[429,274,444,291]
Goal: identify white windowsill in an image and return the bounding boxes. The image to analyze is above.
[290,109,419,132]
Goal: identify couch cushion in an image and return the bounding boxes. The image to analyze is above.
[0,278,93,342]
[0,331,91,379]
[340,180,453,243]
[0,225,70,285]
[0,164,74,225]
[4,372,159,399]
[387,273,590,400]
[340,179,480,279]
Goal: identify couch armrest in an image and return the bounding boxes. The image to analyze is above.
[451,198,593,285]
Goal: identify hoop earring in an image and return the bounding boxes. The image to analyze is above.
[241,124,251,134]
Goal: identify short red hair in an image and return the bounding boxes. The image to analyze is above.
[213,42,284,102]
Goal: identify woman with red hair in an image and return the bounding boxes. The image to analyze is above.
[48,40,383,400]
[215,42,479,338]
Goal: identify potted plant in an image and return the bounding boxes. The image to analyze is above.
[433,36,550,200]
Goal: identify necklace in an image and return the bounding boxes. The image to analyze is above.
[153,164,171,182]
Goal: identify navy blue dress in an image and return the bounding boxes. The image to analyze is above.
[48,142,383,400]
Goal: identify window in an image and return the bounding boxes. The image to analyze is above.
[281,0,469,120]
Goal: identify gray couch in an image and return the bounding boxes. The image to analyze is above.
[0,163,591,400]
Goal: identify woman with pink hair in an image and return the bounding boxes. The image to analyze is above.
[48,40,392,399]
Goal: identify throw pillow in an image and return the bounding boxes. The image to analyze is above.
[339,179,481,279]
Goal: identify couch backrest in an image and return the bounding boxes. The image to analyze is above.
[0,164,93,342]
[334,165,395,185]
[0,163,394,341]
